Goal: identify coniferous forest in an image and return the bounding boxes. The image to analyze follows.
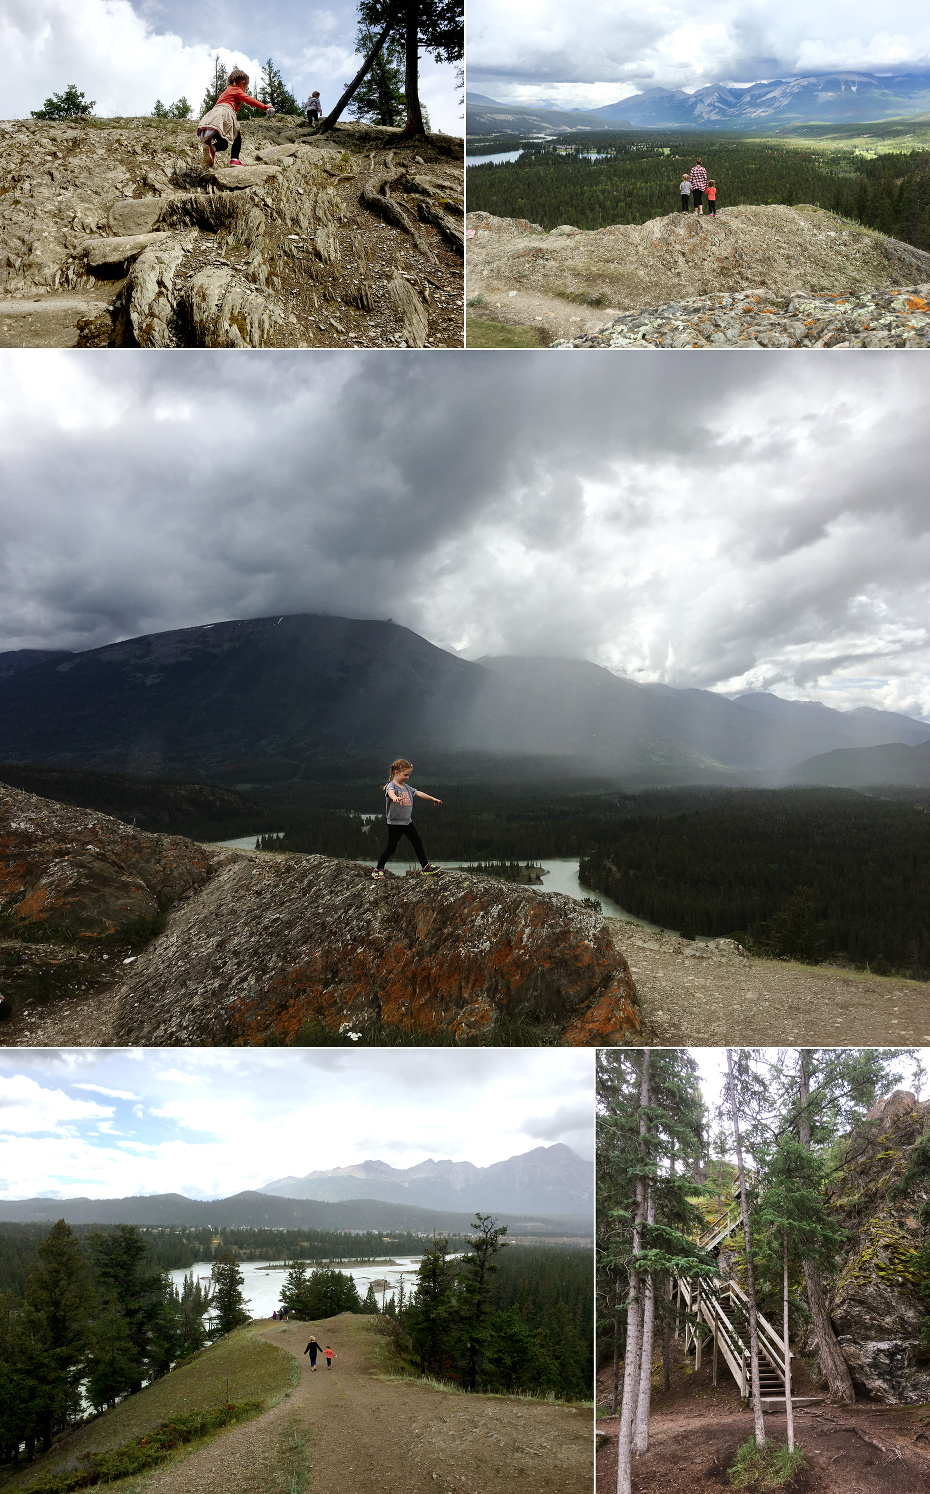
[0,1219,590,1463]
[466,134,930,250]
[579,789,930,975]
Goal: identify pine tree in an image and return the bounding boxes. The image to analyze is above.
[279,1262,313,1319]
[21,1220,94,1448]
[456,1215,507,1390]
[348,26,406,126]
[201,56,229,115]
[406,1238,456,1376]
[258,59,301,115]
[89,1226,163,1395]
[210,1254,250,1337]
[31,85,94,120]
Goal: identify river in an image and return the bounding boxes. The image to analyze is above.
[169,1257,423,1320]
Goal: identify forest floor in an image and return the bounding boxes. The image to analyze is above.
[596,1351,930,1493]
[608,923,930,1047]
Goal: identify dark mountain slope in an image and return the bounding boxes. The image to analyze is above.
[783,738,930,787]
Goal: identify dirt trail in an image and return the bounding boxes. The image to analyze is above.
[609,923,930,1047]
[597,1401,930,1493]
[144,1316,591,1494]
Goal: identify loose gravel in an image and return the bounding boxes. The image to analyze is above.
[554,284,930,348]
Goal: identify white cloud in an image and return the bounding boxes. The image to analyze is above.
[467,0,930,97]
[73,1083,139,1099]
[0,1051,594,1199]
[2,0,263,120]
[0,1074,112,1135]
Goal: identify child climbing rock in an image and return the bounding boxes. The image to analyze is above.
[197,69,275,167]
[305,91,323,125]
[372,758,443,878]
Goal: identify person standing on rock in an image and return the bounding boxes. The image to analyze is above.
[690,158,708,215]
[197,70,275,168]
[678,172,691,212]
[304,1336,320,1370]
[706,180,717,216]
[372,758,443,879]
[305,91,323,126]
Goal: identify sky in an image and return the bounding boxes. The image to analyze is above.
[0,1048,594,1200]
[1,350,928,722]
[3,0,460,135]
[466,1,930,110]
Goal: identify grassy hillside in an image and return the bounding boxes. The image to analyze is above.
[0,1325,296,1492]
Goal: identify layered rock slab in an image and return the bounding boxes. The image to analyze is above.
[0,783,210,936]
[113,855,640,1046]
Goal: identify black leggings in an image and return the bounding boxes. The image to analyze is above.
[213,132,242,158]
[377,822,427,869]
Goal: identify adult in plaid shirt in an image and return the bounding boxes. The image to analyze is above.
[690,159,708,215]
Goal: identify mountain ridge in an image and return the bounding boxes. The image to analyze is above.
[1,613,927,784]
[259,1142,592,1214]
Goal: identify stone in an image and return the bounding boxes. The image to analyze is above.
[127,230,198,346]
[107,199,169,236]
[387,270,429,347]
[81,232,171,270]
[0,782,210,937]
[187,265,285,348]
[208,165,281,191]
[112,855,641,1046]
[254,144,300,163]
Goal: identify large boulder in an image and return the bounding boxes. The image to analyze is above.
[113,855,640,1046]
[0,783,210,936]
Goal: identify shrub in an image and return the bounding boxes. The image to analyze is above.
[728,1438,807,1490]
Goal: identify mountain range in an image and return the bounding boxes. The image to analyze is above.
[467,72,930,133]
[0,1191,589,1236]
[260,1143,591,1215]
[0,613,926,784]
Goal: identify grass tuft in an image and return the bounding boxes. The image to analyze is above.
[728,1438,807,1490]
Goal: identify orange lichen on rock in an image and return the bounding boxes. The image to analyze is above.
[0,781,210,936]
[113,854,641,1047]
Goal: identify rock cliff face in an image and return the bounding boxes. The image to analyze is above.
[0,784,209,935]
[466,204,930,345]
[113,853,640,1046]
[824,1091,930,1403]
[0,117,463,348]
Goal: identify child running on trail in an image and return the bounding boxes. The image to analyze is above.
[197,69,276,168]
[706,179,717,215]
[689,158,708,214]
[325,1346,334,1368]
[372,758,442,879]
[678,173,691,212]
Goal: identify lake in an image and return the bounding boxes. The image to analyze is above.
[465,151,524,167]
[170,1257,424,1319]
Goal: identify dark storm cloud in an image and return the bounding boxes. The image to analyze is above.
[1,350,928,718]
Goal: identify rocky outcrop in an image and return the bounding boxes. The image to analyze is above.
[555,284,930,349]
[0,783,210,936]
[113,853,640,1046]
[824,1091,930,1404]
[0,117,463,348]
[466,204,930,346]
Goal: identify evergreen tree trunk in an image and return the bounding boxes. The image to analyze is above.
[662,1278,672,1393]
[726,1049,766,1449]
[400,0,426,136]
[633,1185,656,1454]
[783,1234,795,1453]
[318,8,401,132]
[611,1298,621,1415]
[616,1051,650,1494]
[797,1053,855,1405]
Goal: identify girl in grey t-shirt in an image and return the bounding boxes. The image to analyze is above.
[372,757,443,878]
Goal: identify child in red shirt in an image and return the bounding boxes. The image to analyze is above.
[707,181,717,216]
[197,69,275,168]
[325,1346,334,1368]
